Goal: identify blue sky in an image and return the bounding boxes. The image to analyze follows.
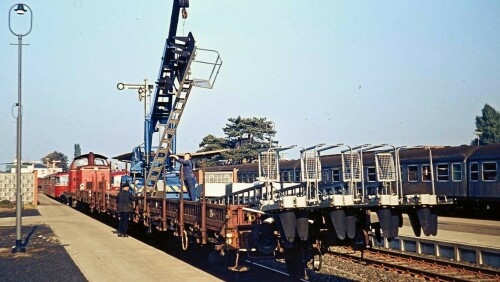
[1,0,499,166]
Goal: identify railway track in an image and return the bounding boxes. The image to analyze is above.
[328,246,500,282]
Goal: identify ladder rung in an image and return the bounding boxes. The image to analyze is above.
[172,36,190,43]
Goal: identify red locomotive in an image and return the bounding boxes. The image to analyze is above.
[42,152,112,206]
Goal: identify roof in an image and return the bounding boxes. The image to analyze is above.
[469,143,500,161]
[34,163,48,169]
[398,145,480,163]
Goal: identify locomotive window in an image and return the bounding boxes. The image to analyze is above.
[408,165,419,182]
[482,162,497,182]
[94,158,108,166]
[332,168,341,182]
[74,158,88,167]
[470,162,479,182]
[421,165,432,182]
[451,163,462,182]
[436,164,449,182]
[366,167,377,182]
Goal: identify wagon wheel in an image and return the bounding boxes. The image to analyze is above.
[181,230,189,251]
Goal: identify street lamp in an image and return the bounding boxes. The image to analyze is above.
[9,3,33,253]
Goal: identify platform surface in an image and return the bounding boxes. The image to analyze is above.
[369,213,500,249]
[0,195,222,282]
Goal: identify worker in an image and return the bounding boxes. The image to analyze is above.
[171,153,197,201]
[116,182,137,237]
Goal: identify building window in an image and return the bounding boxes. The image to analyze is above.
[470,162,479,182]
[451,163,462,182]
[366,167,377,182]
[436,164,449,182]
[332,168,341,182]
[206,172,233,184]
[482,162,497,182]
[407,165,419,182]
[421,165,432,182]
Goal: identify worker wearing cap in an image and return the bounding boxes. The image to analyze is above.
[116,182,137,237]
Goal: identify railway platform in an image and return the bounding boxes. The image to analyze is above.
[0,194,222,282]
[372,214,500,267]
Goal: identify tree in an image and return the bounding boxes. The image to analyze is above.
[74,143,82,158]
[197,116,278,166]
[196,135,228,167]
[42,151,69,171]
[472,104,500,145]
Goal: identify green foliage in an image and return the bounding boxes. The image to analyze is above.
[197,116,277,166]
[74,143,82,158]
[41,151,69,171]
[197,135,228,167]
[472,104,500,145]
[0,200,14,209]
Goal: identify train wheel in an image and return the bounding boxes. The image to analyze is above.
[285,244,308,281]
[310,247,322,272]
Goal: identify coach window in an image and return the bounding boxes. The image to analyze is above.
[436,164,449,182]
[283,171,289,182]
[407,165,419,182]
[248,173,254,183]
[322,169,330,182]
[422,165,432,182]
[366,167,377,182]
[451,163,462,182]
[482,162,497,182]
[294,170,301,182]
[332,168,341,182]
[237,173,242,183]
[470,162,479,182]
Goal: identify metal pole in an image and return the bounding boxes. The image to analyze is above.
[9,2,33,254]
[201,169,207,244]
[14,33,24,252]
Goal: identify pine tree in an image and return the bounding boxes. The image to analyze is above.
[472,104,500,145]
[74,143,82,158]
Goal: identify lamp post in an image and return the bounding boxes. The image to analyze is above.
[474,131,482,146]
[9,3,33,253]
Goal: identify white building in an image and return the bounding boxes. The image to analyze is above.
[7,161,62,177]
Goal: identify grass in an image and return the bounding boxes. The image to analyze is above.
[0,200,37,210]
[0,200,14,209]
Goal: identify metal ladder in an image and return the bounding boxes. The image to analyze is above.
[145,35,197,192]
[145,78,194,191]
